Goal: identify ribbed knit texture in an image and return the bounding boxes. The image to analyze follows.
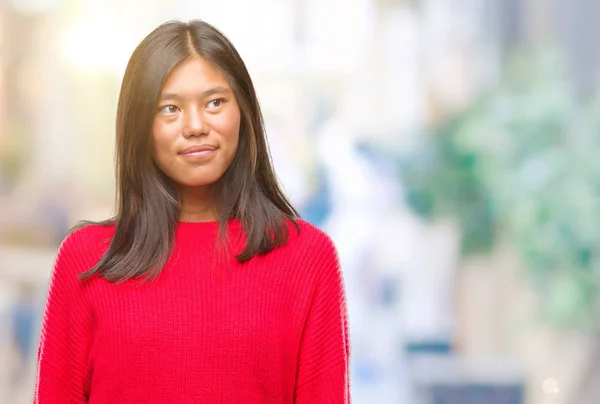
[33,219,350,404]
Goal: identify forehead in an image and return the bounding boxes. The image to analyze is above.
[161,57,231,93]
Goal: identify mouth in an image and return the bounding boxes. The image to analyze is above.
[179,145,217,159]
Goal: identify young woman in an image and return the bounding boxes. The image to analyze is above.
[34,20,350,404]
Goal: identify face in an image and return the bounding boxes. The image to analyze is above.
[152,57,241,189]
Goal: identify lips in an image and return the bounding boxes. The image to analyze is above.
[179,144,217,160]
[180,145,217,155]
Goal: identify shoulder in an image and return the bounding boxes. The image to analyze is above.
[61,222,115,253]
[55,223,115,275]
[283,218,339,265]
[282,220,345,297]
[294,218,335,247]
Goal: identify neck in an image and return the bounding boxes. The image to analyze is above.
[178,186,218,222]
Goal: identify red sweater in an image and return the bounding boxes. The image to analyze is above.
[34,219,350,404]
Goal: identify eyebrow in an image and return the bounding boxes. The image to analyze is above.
[159,86,231,101]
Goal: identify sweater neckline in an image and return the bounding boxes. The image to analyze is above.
[175,218,241,233]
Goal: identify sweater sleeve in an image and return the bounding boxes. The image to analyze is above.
[34,230,94,404]
[295,233,351,404]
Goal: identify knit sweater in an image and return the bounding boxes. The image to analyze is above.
[33,219,350,404]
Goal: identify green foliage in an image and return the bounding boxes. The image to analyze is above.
[400,52,600,330]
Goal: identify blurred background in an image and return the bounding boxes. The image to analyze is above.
[1,0,600,403]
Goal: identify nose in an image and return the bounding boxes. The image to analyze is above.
[182,108,209,138]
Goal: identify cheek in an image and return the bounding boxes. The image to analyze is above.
[152,124,176,168]
[228,123,240,151]
[222,111,241,150]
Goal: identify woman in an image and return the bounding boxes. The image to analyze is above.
[34,20,350,404]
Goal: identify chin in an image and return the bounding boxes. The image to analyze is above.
[178,176,221,188]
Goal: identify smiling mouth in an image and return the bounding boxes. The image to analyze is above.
[179,146,217,159]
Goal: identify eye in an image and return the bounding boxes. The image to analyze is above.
[158,105,179,114]
[206,98,226,109]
